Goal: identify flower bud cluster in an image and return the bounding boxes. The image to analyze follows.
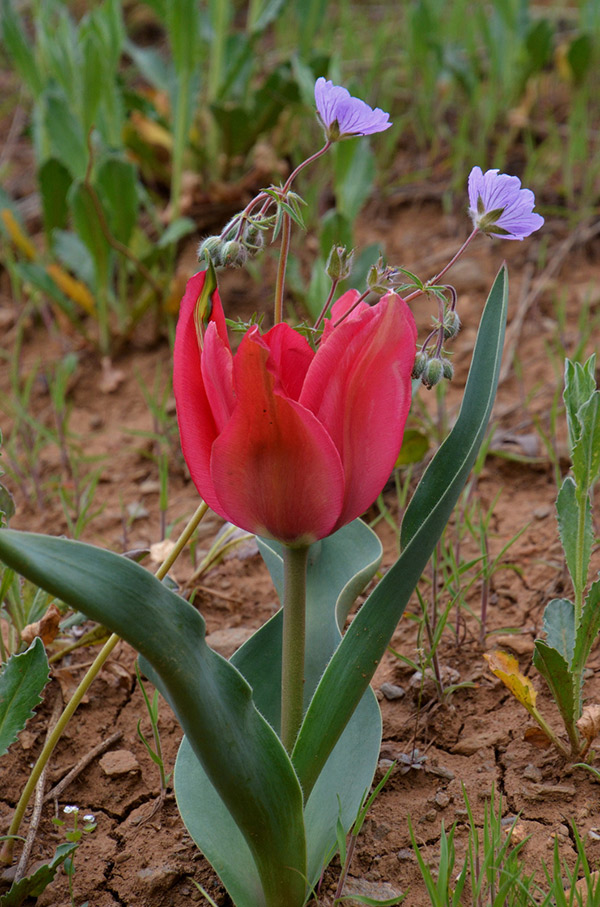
[412,350,454,388]
[366,256,396,296]
[198,215,270,268]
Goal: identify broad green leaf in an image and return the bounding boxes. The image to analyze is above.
[542,598,575,664]
[248,0,287,33]
[533,640,577,731]
[51,230,96,289]
[567,34,594,85]
[175,521,383,897]
[0,842,77,906]
[0,638,49,757]
[572,580,600,675]
[41,88,88,179]
[68,181,111,291]
[564,356,596,454]
[0,1,43,96]
[484,650,538,712]
[96,157,139,247]
[557,476,591,595]
[572,391,600,496]
[293,265,508,797]
[0,532,306,907]
[38,159,72,241]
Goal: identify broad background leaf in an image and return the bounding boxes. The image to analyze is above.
[0,638,49,757]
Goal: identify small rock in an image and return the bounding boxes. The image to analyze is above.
[396,848,414,862]
[434,791,450,809]
[343,878,404,906]
[491,634,534,655]
[99,749,140,777]
[380,682,406,701]
[523,763,542,783]
[137,865,178,891]
[205,626,255,658]
[139,479,161,494]
[534,505,551,519]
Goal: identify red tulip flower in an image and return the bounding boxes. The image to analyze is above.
[174,271,417,546]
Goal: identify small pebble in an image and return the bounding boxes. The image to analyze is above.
[523,763,542,783]
[99,749,140,777]
[380,682,406,701]
[534,506,551,519]
[434,791,450,809]
[396,848,414,862]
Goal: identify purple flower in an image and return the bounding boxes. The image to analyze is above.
[314,77,391,140]
[468,167,544,240]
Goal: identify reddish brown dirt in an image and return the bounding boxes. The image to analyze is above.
[1,198,600,906]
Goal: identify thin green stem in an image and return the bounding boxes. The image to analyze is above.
[274,213,292,325]
[313,277,340,330]
[1,501,209,864]
[280,545,309,753]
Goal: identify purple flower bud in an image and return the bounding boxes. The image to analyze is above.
[468,167,544,241]
[314,78,392,141]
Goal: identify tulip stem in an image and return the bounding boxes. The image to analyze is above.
[280,545,310,753]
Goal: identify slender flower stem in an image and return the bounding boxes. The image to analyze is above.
[272,141,332,325]
[313,277,340,330]
[332,288,370,328]
[274,213,292,325]
[280,545,309,753]
[404,228,480,303]
[1,501,209,865]
[282,140,331,194]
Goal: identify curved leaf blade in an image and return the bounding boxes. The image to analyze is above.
[0,532,306,907]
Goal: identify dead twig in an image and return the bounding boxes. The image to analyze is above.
[44,730,123,805]
[14,693,63,882]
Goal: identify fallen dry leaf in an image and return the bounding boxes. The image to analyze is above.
[21,602,62,646]
[484,650,538,711]
[524,726,553,749]
[576,703,600,745]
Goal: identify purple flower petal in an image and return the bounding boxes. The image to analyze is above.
[467,167,544,240]
[314,77,391,140]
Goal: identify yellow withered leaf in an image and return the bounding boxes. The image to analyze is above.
[129,111,173,152]
[46,264,96,315]
[1,209,37,261]
[484,650,538,711]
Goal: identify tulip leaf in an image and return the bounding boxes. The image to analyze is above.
[292,264,508,797]
[0,532,306,907]
[175,521,383,895]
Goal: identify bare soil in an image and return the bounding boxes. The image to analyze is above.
[1,177,600,906]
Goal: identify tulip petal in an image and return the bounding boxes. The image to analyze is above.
[261,323,314,402]
[301,293,417,529]
[211,329,345,545]
[174,273,232,517]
